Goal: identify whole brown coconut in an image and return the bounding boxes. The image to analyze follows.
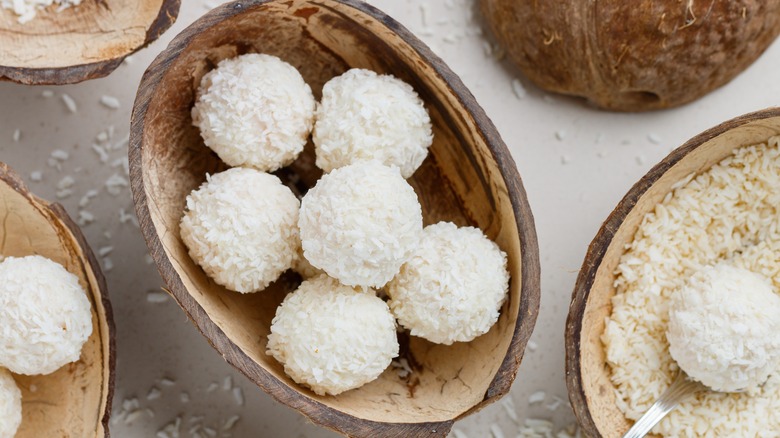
[480,0,780,111]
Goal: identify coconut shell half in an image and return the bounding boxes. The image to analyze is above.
[0,162,115,437]
[0,0,180,85]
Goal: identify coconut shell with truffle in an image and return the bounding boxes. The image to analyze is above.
[0,163,115,437]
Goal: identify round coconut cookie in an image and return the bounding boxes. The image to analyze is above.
[313,68,433,178]
[180,168,299,293]
[386,222,510,345]
[0,255,93,375]
[667,264,780,393]
[267,275,399,396]
[192,53,315,172]
[298,160,422,288]
[0,368,21,438]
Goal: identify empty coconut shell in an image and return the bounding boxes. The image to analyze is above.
[0,0,180,85]
[480,0,780,111]
[0,162,115,437]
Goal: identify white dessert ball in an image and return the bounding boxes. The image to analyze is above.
[386,222,510,345]
[267,275,399,395]
[0,255,93,375]
[192,53,315,172]
[180,168,299,293]
[298,161,422,288]
[0,368,21,438]
[291,234,323,279]
[667,264,780,392]
[313,68,433,178]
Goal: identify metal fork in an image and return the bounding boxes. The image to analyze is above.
[622,371,705,438]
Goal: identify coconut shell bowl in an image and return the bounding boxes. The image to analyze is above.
[565,107,780,437]
[129,0,540,436]
[0,162,115,436]
[0,0,180,84]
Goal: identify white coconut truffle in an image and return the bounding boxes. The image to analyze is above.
[192,53,315,172]
[667,264,780,393]
[291,234,323,279]
[180,168,299,293]
[0,255,93,375]
[386,222,510,345]
[267,275,399,395]
[313,68,433,178]
[299,161,422,288]
[0,368,21,438]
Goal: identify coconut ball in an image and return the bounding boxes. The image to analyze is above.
[291,234,323,279]
[313,68,433,178]
[0,255,93,375]
[386,222,510,345]
[667,264,780,393]
[0,368,21,437]
[267,275,399,395]
[192,53,315,172]
[180,168,299,293]
[299,161,422,288]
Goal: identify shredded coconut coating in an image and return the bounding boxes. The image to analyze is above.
[0,368,21,438]
[180,168,299,293]
[0,255,93,375]
[291,234,323,279]
[313,69,433,178]
[386,222,509,344]
[192,54,315,172]
[299,161,422,288]
[267,275,399,395]
[667,264,780,392]
[604,136,780,436]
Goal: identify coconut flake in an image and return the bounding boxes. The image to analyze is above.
[61,93,78,113]
[100,95,121,109]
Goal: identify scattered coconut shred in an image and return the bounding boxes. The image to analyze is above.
[603,135,780,436]
[1,0,82,24]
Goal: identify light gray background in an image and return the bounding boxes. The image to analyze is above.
[1,0,779,436]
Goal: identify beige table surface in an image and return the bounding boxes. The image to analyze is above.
[1,0,779,437]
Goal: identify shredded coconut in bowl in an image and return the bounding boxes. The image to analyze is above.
[313,68,433,178]
[386,222,509,345]
[0,255,93,376]
[266,275,399,395]
[192,53,315,172]
[667,264,780,393]
[603,135,780,436]
[0,368,21,437]
[298,160,422,288]
[180,168,299,293]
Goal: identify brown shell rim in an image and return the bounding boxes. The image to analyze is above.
[128,0,541,436]
[0,0,181,85]
[564,106,780,437]
[0,161,116,437]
